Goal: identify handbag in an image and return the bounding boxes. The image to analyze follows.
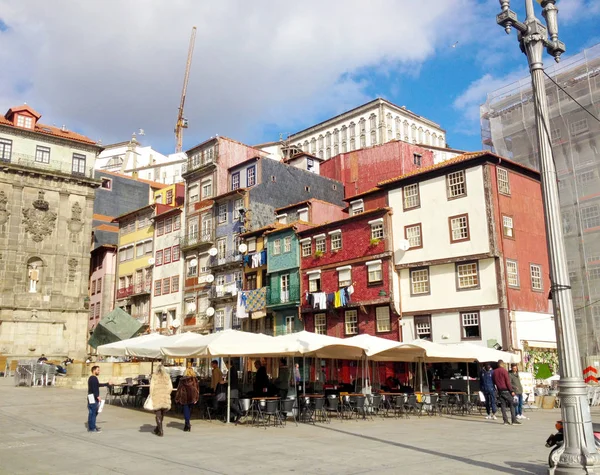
[143,396,154,411]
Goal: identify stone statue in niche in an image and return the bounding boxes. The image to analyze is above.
[22,190,57,242]
[67,258,78,282]
[0,191,9,229]
[67,202,83,242]
[28,264,40,293]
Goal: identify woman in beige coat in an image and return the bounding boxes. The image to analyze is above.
[149,365,173,436]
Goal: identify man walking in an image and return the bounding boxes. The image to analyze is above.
[480,363,497,420]
[510,364,526,420]
[87,366,106,432]
[492,360,520,426]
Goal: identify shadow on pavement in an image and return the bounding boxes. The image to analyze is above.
[139,423,156,433]
[167,421,185,430]
[505,462,548,474]
[315,424,538,475]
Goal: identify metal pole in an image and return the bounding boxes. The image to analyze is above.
[226,356,231,424]
[496,1,600,472]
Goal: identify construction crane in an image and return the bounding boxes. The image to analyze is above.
[175,26,197,153]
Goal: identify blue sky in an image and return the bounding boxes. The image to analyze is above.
[0,0,599,156]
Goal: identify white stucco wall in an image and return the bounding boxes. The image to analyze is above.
[512,310,557,350]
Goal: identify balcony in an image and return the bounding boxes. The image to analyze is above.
[116,285,133,300]
[210,251,243,268]
[2,152,95,179]
[181,153,216,176]
[180,231,215,250]
[209,283,240,300]
[266,285,301,307]
[183,312,213,332]
[133,284,152,296]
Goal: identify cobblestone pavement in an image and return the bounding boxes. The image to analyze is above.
[0,378,591,474]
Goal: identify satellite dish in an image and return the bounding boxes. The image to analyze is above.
[206,307,215,317]
[171,319,181,329]
[190,258,198,267]
[188,303,197,312]
[238,243,248,253]
[206,274,215,283]
[148,257,155,265]
[398,239,411,251]
[208,247,218,256]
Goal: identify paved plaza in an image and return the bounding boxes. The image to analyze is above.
[0,378,593,475]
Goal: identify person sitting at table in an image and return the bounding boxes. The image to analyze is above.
[225,361,242,423]
[211,360,222,392]
[175,367,199,432]
[275,358,290,399]
[253,359,269,396]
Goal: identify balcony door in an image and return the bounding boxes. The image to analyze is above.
[281,274,290,303]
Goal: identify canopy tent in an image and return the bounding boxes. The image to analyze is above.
[126,332,201,359]
[274,330,366,359]
[344,334,404,357]
[97,333,168,357]
[444,342,521,364]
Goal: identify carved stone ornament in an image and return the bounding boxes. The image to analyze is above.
[22,191,57,242]
[67,202,83,238]
[67,258,78,282]
[0,191,9,226]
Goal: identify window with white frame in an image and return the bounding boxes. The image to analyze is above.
[315,313,326,335]
[414,315,432,340]
[338,266,352,288]
[350,200,364,216]
[308,272,321,292]
[216,274,226,287]
[280,274,290,302]
[189,184,199,203]
[503,215,514,237]
[298,208,309,222]
[17,115,33,128]
[530,264,543,291]
[35,146,50,164]
[403,184,420,209]
[201,179,212,199]
[410,268,430,295]
[0,138,12,161]
[301,239,311,257]
[276,214,287,225]
[217,238,227,259]
[231,172,240,191]
[234,198,244,220]
[285,315,295,334]
[507,259,519,287]
[367,260,382,283]
[162,277,171,294]
[345,310,358,335]
[247,238,257,252]
[461,311,481,339]
[446,170,466,198]
[497,168,510,195]
[284,236,292,253]
[273,239,281,255]
[155,249,163,266]
[187,257,197,276]
[247,165,256,187]
[456,262,479,289]
[315,236,326,253]
[370,221,384,240]
[330,231,342,251]
[165,217,172,233]
[581,205,600,229]
[154,279,162,296]
[376,307,391,332]
[164,247,172,264]
[215,309,225,330]
[449,214,469,242]
[218,203,227,224]
[405,224,422,248]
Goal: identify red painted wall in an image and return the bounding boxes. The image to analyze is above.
[310,201,347,224]
[488,164,551,313]
[319,141,434,198]
[215,139,264,196]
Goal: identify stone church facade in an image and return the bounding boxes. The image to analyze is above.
[0,105,102,361]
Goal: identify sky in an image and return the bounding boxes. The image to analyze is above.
[0,0,599,155]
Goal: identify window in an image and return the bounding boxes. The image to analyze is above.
[137,215,149,230]
[154,279,162,296]
[247,166,256,187]
[410,268,430,295]
[165,189,173,205]
[405,224,422,249]
[136,243,144,258]
[281,274,290,302]
[330,232,342,251]
[0,138,12,162]
[507,260,519,287]
[72,154,86,175]
[446,170,466,198]
[273,239,281,255]
[403,184,420,210]
[301,239,312,257]
[277,214,288,225]
[530,264,543,291]
[456,262,479,289]
[413,153,422,167]
[376,307,391,332]
[97,277,102,293]
[201,179,212,199]
[284,236,292,253]
[144,240,153,254]
[125,246,134,261]
[91,280,97,295]
[315,236,326,253]
[497,167,510,195]
[155,250,163,266]
[217,238,226,259]
[215,310,225,330]
[449,214,470,242]
[17,115,33,128]
[164,247,172,264]
[350,200,364,216]
[285,316,295,334]
[187,257,197,276]
[370,222,384,240]
[35,146,50,164]
[189,184,199,203]
[171,275,179,293]
[308,272,321,292]
[345,310,358,335]
[338,266,352,288]
[570,118,588,136]
[461,312,481,339]
[247,238,256,252]
[414,315,432,340]
[367,260,382,284]
[174,214,181,230]
[581,205,600,229]
[218,204,227,224]
[315,313,326,335]
[231,172,240,191]
[298,208,309,222]
[503,215,514,238]
[245,273,257,290]
[101,178,112,190]
[234,199,244,221]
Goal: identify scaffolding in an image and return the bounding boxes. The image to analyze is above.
[481,43,600,358]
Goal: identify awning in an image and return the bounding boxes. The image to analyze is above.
[523,340,557,349]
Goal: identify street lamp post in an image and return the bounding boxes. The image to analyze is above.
[496,1,600,473]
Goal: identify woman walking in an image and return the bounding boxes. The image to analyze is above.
[175,367,199,432]
[149,365,173,436]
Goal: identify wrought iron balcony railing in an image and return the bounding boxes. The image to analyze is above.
[266,285,301,306]
[2,152,95,178]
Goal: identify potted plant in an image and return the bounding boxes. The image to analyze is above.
[314,250,324,258]
[370,238,381,247]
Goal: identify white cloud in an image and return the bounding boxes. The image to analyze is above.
[0,0,480,152]
[558,0,600,24]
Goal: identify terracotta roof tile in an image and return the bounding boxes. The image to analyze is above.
[94,224,119,233]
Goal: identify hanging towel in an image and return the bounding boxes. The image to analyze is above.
[261,250,267,265]
[318,293,327,310]
[347,285,354,296]
[340,289,347,307]
[326,293,335,308]
[251,253,260,268]
[236,292,249,319]
[334,291,341,308]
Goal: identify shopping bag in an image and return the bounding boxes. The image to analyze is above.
[143,396,154,411]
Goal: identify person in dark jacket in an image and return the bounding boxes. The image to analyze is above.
[480,363,497,420]
[510,364,526,420]
[87,366,107,432]
[492,360,520,425]
[226,361,242,422]
[253,359,269,396]
[175,367,199,432]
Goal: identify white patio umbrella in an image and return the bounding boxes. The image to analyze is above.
[444,342,521,364]
[274,330,365,359]
[96,333,167,357]
[127,332,201,359]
